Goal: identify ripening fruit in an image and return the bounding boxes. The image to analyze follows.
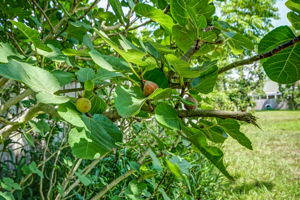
[143,80,159,96]
[76,98,92,113]
[184,95,198,110]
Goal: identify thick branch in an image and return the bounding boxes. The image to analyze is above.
[0,89,34,115]
[218,35,300,74]
[179,109,257,125]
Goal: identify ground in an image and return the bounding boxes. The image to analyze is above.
[222,111,300,200]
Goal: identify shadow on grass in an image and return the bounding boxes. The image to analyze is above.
[232,180,274,194]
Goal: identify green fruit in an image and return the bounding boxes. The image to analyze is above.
[84,80,94,91]
[76,98,92,113]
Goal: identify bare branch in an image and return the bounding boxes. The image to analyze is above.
[179,109,258,126]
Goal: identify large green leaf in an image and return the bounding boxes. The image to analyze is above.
[108,0,124,23]
[217,118,252,150]
[11,21,51,52]
[68,114,122,159]
[172,24,197,53]
[288,12,300,30]
[0,60,68,104]
[258,26,295,54]
[259,26,300,83]
[182,126,233,180]
[165,54,201,78]
[114,86,147,117]
[155,103,181,130]
[135,3,174,33]
[0,43,24,63]
[263,44,300,83]
[75,68,95,82]
[285,0,300,13]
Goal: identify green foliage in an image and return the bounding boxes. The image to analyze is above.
[0,0,299,199]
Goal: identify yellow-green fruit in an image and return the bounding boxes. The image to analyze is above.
[143,80,159,96]
[76,98,92,113]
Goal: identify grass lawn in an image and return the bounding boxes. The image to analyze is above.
[222,111,300,200]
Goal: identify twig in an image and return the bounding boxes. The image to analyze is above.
[32,0,54,32]
[90,150,149,200]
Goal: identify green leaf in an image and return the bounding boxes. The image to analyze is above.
[165,160,183,179]
[69,114,122,159]
[258,26,300,84]
[75,171,92,186]
[0,191,14,200]
[114,86,147,117]
[36,44,67,62]
[155,103,181,130]
[172,24,197,52]
[165,54,201,78]
[1,178,21,191]
[10,21,51,52]
[258,26,295,54]
[76,68,95,82]
[170,0,189,25]
[0,43,24,63]
[84,91,107,114]
[262,43,300,84]
[57,102,86,128]
[68,128,103,159]
[108,0,125,23]
[143,68,169,88]
[190,61,218,94]
[36,92,69,104]
[148,88,172,100]
[52,70,74,86]
[94,29,148,66]
[26,162,44,178]
[259,27,300,83]
[148,148,163,171]
[286,0,300,13]
[217,118,252,150]
[199,30,217,42]
[182,126,233,180]
[224,32,254,54]
[94,68,124,81]
[135,3,174,33]
[89,50,130,72]
[288,12,300,30]
[0,60,60,93]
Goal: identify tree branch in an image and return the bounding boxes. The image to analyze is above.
[0,89,33,115]
[178,109,257,125]
[32,0,54,32]
[218,35,300,74]
[77,0,101,20]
